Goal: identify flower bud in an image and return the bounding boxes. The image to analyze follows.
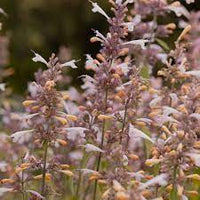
[161,125,171,135]
[56,139,68,146]
[194,141,200,149]
[98,179,107,185]
[112,73,121,79]
[63,94,70,100]
[141,190,152,198]
[60,164,70,169]
[166,184,173,192]
[157,70,166,76]
[139,85,148,91]
[177,143,183,152]
[177,131,185,139]
[45,80,55,90]
[98,114,113,121]
[96,53,105,62]
[114,96,123,103]
[0,179,15,184]
[22,100,36,107]
[165,23,176,30]
[119,48,129,56]
[177,25,191,42]
[20,163,31,170]
[66,114,78,122]
[102,189,110,199]
[128,154,139,160]
[117,90,126,98]
[34,173,52,182]
[55,116,68,125]
[145,159,161,167]
[177,104,188,114]
[160,133,167,140]
[116,191,130,200]
[186,190,198,197]
[168,150,176,156]
[90,37,103,43]
[187,174,200,181]
[113,180,125,192]
[135,121,146,127]
[179,168,185,178]
[59,170,73,177]
[177,185,183,196]
[89,174,99,182]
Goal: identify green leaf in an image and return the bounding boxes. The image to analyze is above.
[156,38,170,51]
[140,65,150,79]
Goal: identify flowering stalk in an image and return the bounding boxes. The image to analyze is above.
[41,140,48,196]
[7,53,78,199]
[80,1,153,199]
[120,99,128,145]
[21,157,25,200]
[93,86,108,200]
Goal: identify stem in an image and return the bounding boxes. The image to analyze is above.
[148,13,157,47]
[75,151,86,199]
[75,174,82,200]
[171,165,178,200]
[121,100,128,145]
[21,157,25,200]
[21,168,25,200]
[82,184,90,200]
[41,140,48,197]
[93,120,106,200]
[93,87,108,200]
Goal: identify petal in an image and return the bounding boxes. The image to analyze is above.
[0,188,13,197]
[90,1,110,20]
[149,96,162,108]
[26,190,44,199]
[60,59,78,69]
[184,70,200,77]
[129,124,154,143]
[77,168,98,175]
[140,174,168,189]
[124,39,149,50]
[82,144,104,153]
[0,83,6,91]
[11,130,34,143]
[163,106,180,116]
[32,51,48,66]
[0,8,7,16]
[65,127,87,141]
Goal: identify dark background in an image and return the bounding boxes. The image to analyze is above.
[0,0,199,93]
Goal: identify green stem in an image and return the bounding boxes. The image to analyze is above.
[171,165,178,200]
[93,87,108,200]
[75,151,86,199]
[82,184,90,200]
[21,156,25,200]
[21,168,25,200]
[41,140,48,197]
[75,172,82,199]
[120,101,128,145]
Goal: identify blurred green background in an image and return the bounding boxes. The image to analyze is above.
[0,0,199,94]
[0,0,109,93]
